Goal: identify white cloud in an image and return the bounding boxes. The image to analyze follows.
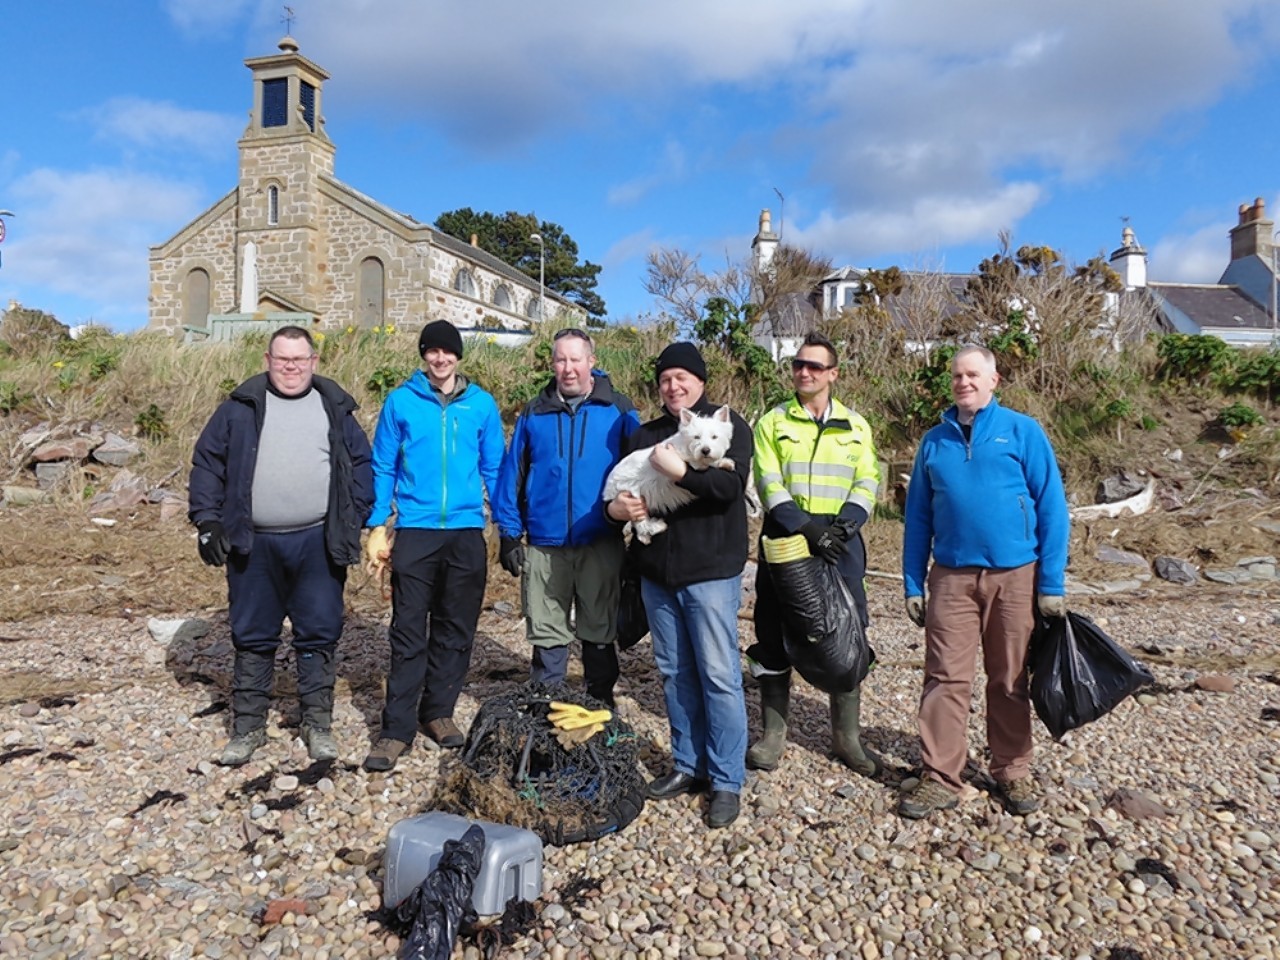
[163,0,256,35]
[7,168,207,319]
[607,141,688,207]
[1149,224,1232,284]
[86,98,242,157]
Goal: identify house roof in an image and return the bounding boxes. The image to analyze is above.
[1147,282,1276,331]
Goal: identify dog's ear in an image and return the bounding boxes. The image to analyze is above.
[714,405,731,422]
[680,407,696,426]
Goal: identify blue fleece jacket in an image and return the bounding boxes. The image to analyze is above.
[491,372,639,546]
[902,398,1069,598]
[367,371,504,530]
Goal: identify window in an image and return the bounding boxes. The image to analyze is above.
[526,295,543,321]
[358,257,385,327]
[493,284,512,310]
[454,268,476,297]
[262,78,288,128]
[185,268,210,327]
[267,185,279,226]
[842,285,858,308]
[300,81,316,131]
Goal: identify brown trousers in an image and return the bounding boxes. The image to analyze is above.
[918,563,1037,792]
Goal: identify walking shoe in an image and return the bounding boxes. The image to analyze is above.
[300,726,339,762]
[898,778,959,820]
[217,729,267,767]
[997,777,1040,816]
[706,791,741,829]
[424,718,465,749]
[646,771,709,800]
[363,738,410,772]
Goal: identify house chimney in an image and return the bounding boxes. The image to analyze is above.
[1229,196,1274,262]
[470,233,478,247]
[1109,224,1147,289]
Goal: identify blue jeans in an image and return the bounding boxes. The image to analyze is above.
[642,575,748,793]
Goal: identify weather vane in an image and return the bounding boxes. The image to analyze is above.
[282,5,296,34]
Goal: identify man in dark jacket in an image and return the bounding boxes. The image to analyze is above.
[492,328,639,704]
[606,342,751,829]
[190,325,373,766]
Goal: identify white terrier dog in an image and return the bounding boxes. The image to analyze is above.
[603,406,736,543]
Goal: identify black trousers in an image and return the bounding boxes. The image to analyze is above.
[380,528,487,743]
[748,532,868,674]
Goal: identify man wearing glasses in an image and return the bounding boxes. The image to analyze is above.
[492,327,639,704]
[190,325,373,767]
[747,331,882,777]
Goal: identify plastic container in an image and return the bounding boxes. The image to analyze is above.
[383,811,543,915]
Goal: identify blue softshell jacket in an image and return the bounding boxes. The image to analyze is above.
[367,371,504,530]
[491,372,640,546]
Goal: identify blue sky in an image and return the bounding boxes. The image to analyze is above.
[4,0,1280,331]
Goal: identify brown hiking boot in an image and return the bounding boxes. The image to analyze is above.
[424,718,465,749]
[898,778,959,820]
[363,738,410,772]
[997,777,1040,815]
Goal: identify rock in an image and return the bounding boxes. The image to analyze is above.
[1095,545,1149,569]
[260,898,308,925]
[274,775,299,791]
[1107,788,1175,820]
[1204,568,1252,585]
[1096,472,1147,504]
[2,485,48,506]
[1154,556,1199,584]
[18,702,41,718]
[159,497,189,522]
[89,469,149,512]
[35,461,73,489]
[146,618,212,646]
[31,438,91,463]
[1194,675,1235,693]
[91,433,141,467]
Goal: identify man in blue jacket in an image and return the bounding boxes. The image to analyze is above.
[901,345,1069,819]
[190,325,373,767]
[362,321,505,772]
[492,327,639,704]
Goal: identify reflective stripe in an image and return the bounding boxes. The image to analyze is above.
[803,461,857,480]
[845,490,876,514]
[757,470,785,487]
[762,488,794,510]
[802,481,855,501]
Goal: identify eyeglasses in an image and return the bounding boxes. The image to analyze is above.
[554,327,592,343]
[791,358,835,373]
[267,353,316,370]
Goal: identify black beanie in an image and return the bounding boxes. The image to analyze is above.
[654,342,707,382]
[418,320,464,359]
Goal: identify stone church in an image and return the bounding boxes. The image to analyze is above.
[148,37,567,336]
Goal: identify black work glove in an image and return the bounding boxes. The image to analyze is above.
[832,504,869,543]
[499,536,525,578]
[196,520,230,567]
[801,521,845,564]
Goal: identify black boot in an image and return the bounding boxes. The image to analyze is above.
[746,672,790,771]
[582,642,620,706]
[296,646,338,761]
[230,649,276,735]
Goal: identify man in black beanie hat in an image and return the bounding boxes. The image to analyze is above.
[361,319,505,772]
[606,342,752,829]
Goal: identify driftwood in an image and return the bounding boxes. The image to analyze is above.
[1071,479,1156,522]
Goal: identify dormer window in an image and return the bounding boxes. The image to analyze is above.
[263,78,288,127]
[267,185,279,225]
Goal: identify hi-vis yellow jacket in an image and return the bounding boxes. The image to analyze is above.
[752,396,879,532]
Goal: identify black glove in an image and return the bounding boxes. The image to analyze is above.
[832,504,869,543]
[801,521,845,564]
[499,536,525,577]
[196,520,230,567]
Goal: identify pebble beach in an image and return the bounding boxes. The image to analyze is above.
[2,580,1279,960]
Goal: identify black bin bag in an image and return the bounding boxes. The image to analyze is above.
[395,824,485,960]
[616,542,649,651]
[761,535,872,693]
[1029,610,1154,740]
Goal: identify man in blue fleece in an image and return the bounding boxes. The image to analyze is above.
[900,345,1069,819]
[362,321,504,772]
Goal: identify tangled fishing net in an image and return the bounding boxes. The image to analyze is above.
[432,683,647,846]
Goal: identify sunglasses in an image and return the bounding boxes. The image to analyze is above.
[791,358,835,373]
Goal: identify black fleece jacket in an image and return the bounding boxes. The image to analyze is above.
[624,395,752,589]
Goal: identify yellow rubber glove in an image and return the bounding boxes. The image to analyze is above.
[364,526,391,578]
